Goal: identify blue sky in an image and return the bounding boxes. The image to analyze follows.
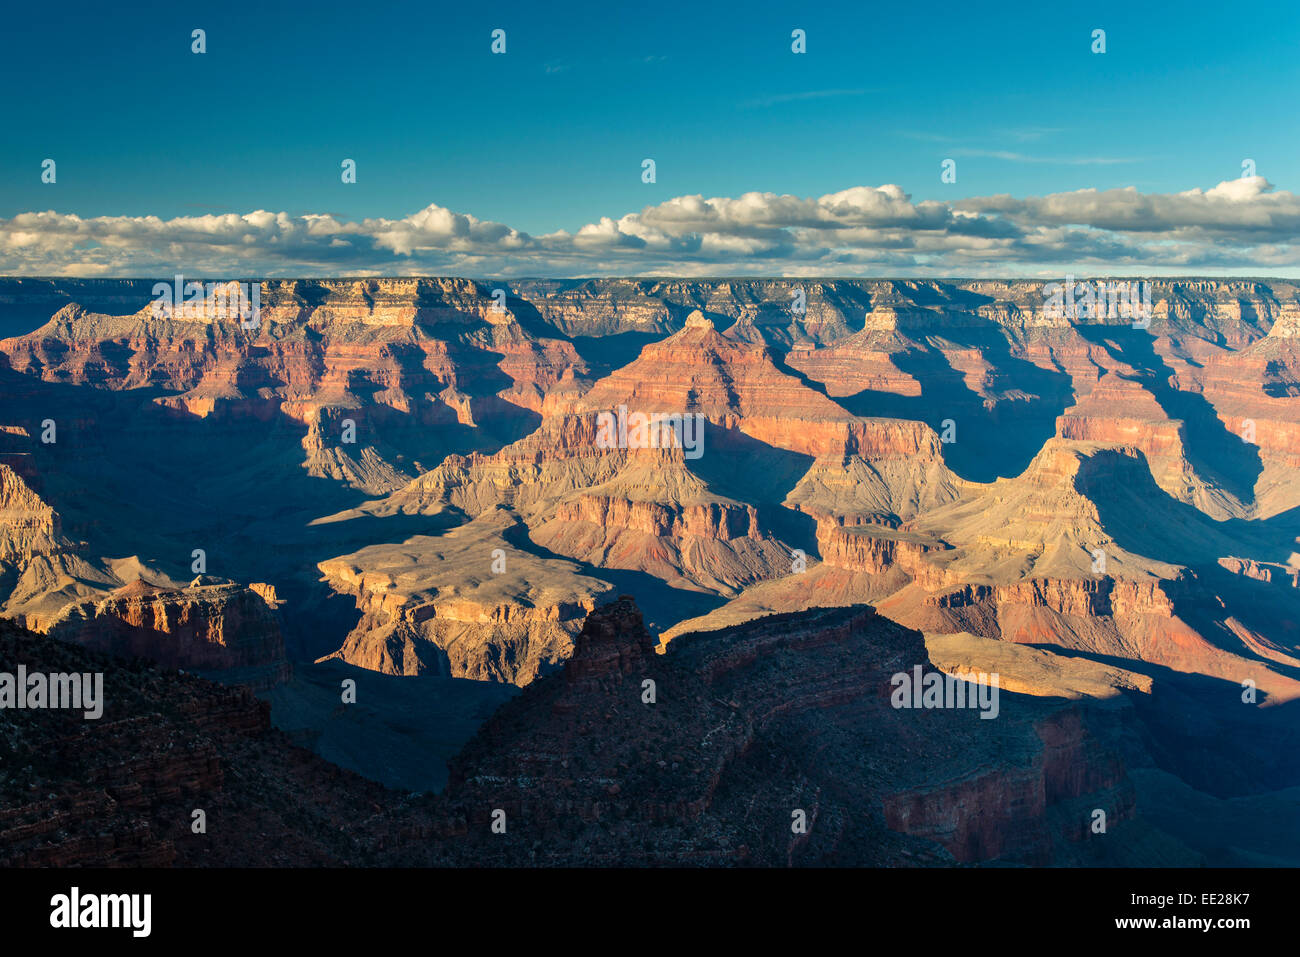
[2,0,1298,276]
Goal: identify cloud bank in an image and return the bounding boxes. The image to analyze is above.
[2,178,1297,278]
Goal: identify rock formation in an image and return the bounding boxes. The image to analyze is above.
[0,277,1297,867]
[44,578,290,690]
[317,507,612,684]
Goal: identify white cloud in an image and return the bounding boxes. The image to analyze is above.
[1,179,1297,278]
[956,177,1300,236]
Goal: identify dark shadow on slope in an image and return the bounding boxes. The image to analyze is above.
[766,345,834,400]
[498,520,729,636]
[753,503,821,560]
[1172,566,1300,670]
[1261,359,1300,398]
[1078,448,1299,568]
[685,421,817,506]
[491,287,581,342]
[1024,649,1300,798]
[261,657,518,793]
[1077,448,1300,673]
[832,330,1073,482]
[0,366,483,660]
[568,330,663,378]
[1075,324,1263,503]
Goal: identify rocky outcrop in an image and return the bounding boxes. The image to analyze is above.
[429,599,1161,866]
[0,463,61,562]
[0,462,127,627]
[566,310,894,458]
[0,279,581,496]
[43,579,290,689]
[317,508,614,685]
[882,708,1135,863]
[0,601,1274,867]
[816,523,940,574]
[535,488,792,596]
[0,619,391,867]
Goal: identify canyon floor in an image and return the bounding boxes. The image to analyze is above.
[1,277,1298,865]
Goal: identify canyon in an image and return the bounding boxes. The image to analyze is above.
[0,276,1297,865]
